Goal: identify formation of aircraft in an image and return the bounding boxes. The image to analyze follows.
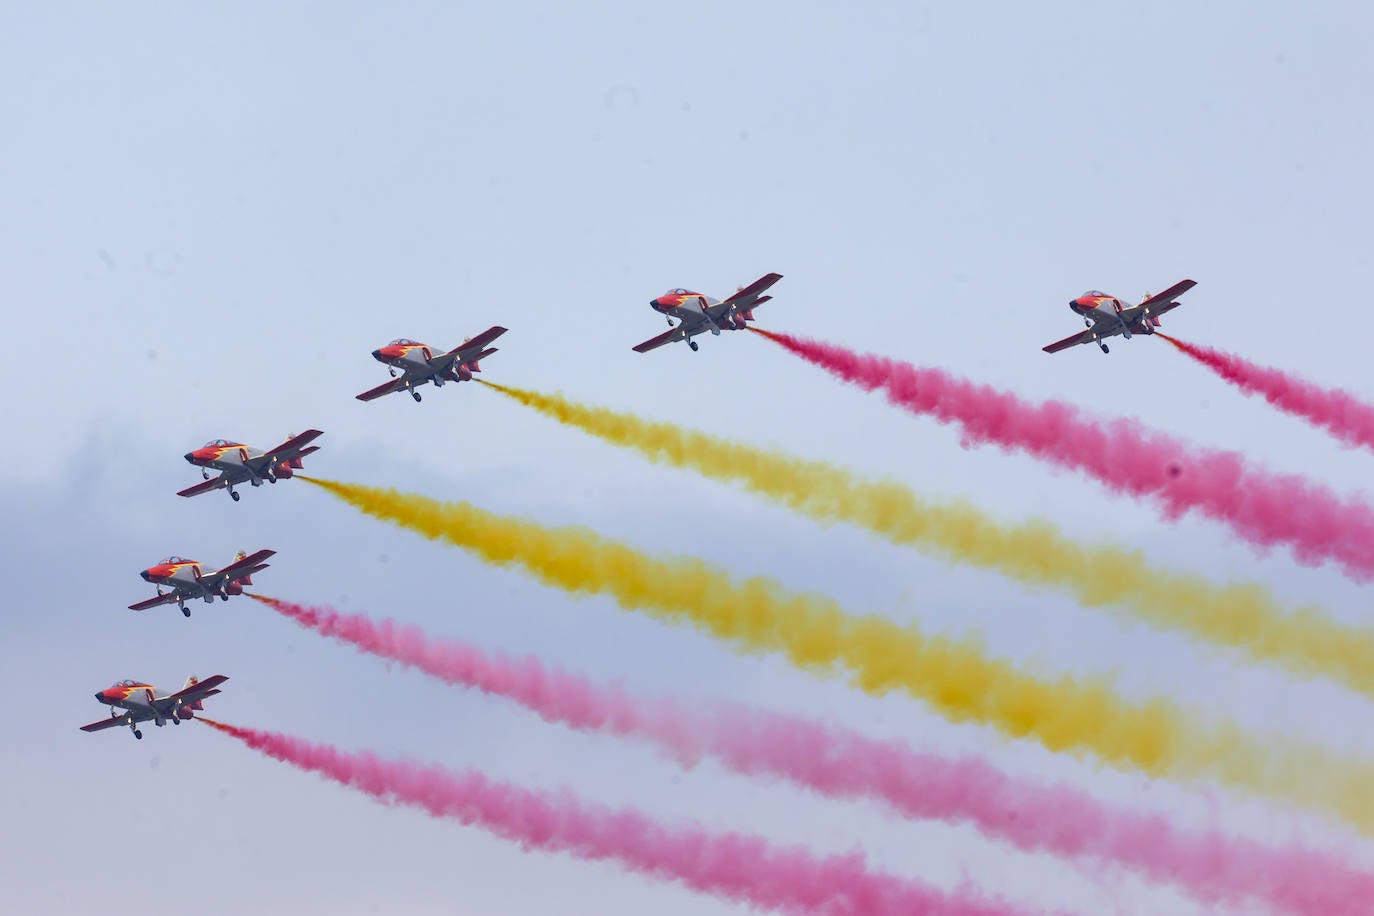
[179,430,324,501]
[357,326,507,402]
[89,271,1201,736]
[128,549,274,617]
[1042,279,1197,354]
[633,273,783,353]
[80,675,228,739]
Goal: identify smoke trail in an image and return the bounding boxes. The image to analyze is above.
[253,594,1374,915]
[480,380,1374,701]
[298,476,1374,834]
[749,327,1374,581]
[199,718,1033,916]
[1160,334,1374,453]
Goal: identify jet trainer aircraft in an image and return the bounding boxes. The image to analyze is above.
[128,549,273,616]
[357,326,507,402]
[80,675,228,740]
[1042,279,1196,354]
[633,272,782,353]
[178,430,324,501]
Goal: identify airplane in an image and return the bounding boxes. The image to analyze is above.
[178,430,324,501]
[80,675,228,740]
[357,326,508,402]
[1042,279,1196,354]
[128,549,274,617]
[633,272,783,353]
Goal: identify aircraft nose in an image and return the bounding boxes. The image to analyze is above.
[95,691,104,702]
[371,349,383,360]
[183,452,196,463]
[649,299,659,309]
[140,570,152,582]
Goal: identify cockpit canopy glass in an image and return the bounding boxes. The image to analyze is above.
[664,288,687,296]
[203,438,230,448]
[388,338,416,346]
[158,555,185,564]
[116,679,138,688]
[1082,290,1106,297]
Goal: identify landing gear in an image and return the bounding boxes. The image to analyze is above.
[688,340,699,352]
[133,729,143,740]
[1084,317,1092,327]
[1099,342,1110,354]
[411,390,422,402]
[201,469,210,480]
[181,606,191,617]
[172,716,181,724]
[666,316,675,327]
[220,594,229,601]
[230,490,241,502]
[388,367,398,377]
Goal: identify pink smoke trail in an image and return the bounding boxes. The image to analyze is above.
[199,717,1034,916]
[253,595,1374,915]
[1159,334,1374,453]
[750,327,1374,581]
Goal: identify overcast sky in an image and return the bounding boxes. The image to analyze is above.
[4,3,1374,913]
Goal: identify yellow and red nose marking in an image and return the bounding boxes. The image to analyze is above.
[372,343,430,363]
[99,683,149,702]
[651,292,694,311]
[185,445,234,465]
[141,560,199,582]
[1071,295,1110,313]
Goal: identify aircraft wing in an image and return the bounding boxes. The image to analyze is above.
[444,326,508,364]
[163,674,229,708]
[1118,279,1196,326]
[210,549,276,585]
[632,326,688,353]
[1042,328,1104,354]
[356,378,407,402]
[80,716,129,733]
[256,429,325,468]
[719,272,783,310]
[128,593,182,611]
[177,477,228,498]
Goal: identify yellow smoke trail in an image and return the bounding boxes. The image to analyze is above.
[301,474,1374,833]
[480,380,1374,702]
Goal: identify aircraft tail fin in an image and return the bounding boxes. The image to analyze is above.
[183,675,206,709]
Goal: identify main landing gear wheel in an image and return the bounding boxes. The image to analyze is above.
[133,729,143,740]
[220,594,229,602]
[181,607,191,617]
[688,340,699,352]
[411,391,422,402]
[230,491,241,502]
[1099,343,1110,354]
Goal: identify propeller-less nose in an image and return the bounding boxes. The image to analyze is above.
[371,349,383,360]
[140,570,152,582]
[649,299,659,308]
[94,691,105,702]
[183,452,196,463]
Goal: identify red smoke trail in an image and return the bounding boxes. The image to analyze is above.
[198,717,1031,916]
[1159,334,1374,453]
[254,595,1374,915]
[751,327,1374,580]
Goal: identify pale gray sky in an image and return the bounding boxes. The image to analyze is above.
[3,3,1373,913]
